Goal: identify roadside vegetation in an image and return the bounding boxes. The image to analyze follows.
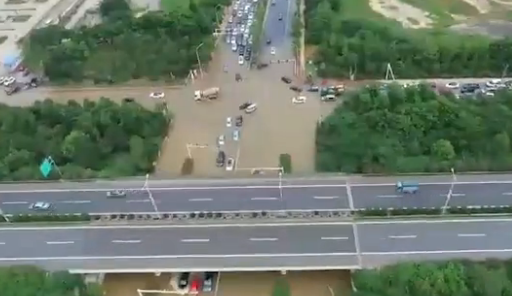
[316,83,512,173]
[304,0,512,79]
[353,260,512,296]
[22,0,229,84]
[0,266,102,296]
[0,98,170,180]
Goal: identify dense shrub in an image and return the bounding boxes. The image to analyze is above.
[279,153,292,174]
[181,157,194,175]
[316,83,512,173]
[0,98,170,180]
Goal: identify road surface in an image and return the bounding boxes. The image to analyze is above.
[2,218,512,272]
[2,176,512,214]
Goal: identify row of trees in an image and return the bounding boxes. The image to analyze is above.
[304,0,512,78]
[353,260,512,296]
[0,98,170,180]
[316,84,512,173]
[0,266,102,296]
[22,0,229,83]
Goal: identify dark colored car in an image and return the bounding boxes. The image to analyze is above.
[235,115,243,127]
[308,85,319,92]
[178,273,190,289]
[290,86,302,92]
[239,102,251,110]
[202,272,215,292]
[281,76,292,84]
[216,151,226,167]
[244,53,251,61]
[278,13,283,20]
[266,38,271,45]
[460,83,480,94]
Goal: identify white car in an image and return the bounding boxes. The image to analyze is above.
[486,79,502,88]
[270,47,276,55]
[29,202,52,211]
[226,117,232,127]
[231,43,237,51]
[218,135,225,146]
[238,56,244,65]
[149,92,165,99]
[233,130,240,141]
[226,158,235,171]
[445,82,459,89]
[4,76,15,86]
[292,96,306,104]
[228,16,233,23]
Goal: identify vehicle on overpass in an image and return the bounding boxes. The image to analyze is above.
[194,87,220,101]
[396,181,418,194]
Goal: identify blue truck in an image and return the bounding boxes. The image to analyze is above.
[396,181,419,194]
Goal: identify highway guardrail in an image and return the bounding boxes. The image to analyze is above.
[2,206,512,223]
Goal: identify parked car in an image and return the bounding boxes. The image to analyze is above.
[178,273,190,289]
[292,96,306,104]
[149,92,165,99]
[290,85,302,92]
[235,115,243,127]
[281,76,292,84]
[216,151,226,167]
[218,135,225,146]
[226,158,235,171]
[202,272,215,292]
[239,102,251,110]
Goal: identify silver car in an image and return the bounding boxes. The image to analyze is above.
[29,202,52,211]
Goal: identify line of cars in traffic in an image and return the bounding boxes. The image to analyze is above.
[216,115,244,171]
[226,0,258,65]
[442,78,512,97]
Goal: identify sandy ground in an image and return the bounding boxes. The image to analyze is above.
[103,271,352,296]
[368,0,434,28]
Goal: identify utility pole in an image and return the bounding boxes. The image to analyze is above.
[385,63,395,81]
[278,168,283,201]
[195,43,204,79]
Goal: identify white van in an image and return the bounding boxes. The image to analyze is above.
[244,103,257,113]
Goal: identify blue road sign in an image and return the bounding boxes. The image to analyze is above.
[39,157,53,177]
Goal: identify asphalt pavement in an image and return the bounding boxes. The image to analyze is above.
[4,176,512,214]
[3,219,512,271]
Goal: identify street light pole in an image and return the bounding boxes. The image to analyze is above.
[442,167,456,214]
[195,43,204,79]
[143,174,160,218]
[278,169,283,201]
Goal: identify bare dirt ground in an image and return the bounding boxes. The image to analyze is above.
[104,273,175,296]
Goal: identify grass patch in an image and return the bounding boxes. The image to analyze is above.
[160,0,189,13]
[0,36,7,45]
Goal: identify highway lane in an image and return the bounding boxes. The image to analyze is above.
[261,0,295,61]
[0,224,356,259]
[2,219,512,271]
[4,178,512,213]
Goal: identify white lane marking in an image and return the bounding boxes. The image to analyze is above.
[61,200,91,204]
[111,240,141,244]
[250,237,278,242]
[321,236,349,240]
[46,241,74,245]
[313,196,339,200]
[181,239,210,243]
[189,198,213,202]
[6,180,512,194]
[2,201,28,205]
[0,242,6,245]
[457,233,486,237]
[377,195,401,198]
[126,199,151,203]
[251,197,278,201]
[503,192,512,195]
[388,235,417,239]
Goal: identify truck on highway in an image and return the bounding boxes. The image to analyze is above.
[396,181,418,194]
[195,87,220,101]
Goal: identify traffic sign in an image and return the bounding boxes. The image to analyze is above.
[39,157,53,177]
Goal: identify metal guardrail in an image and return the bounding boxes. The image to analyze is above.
[88,209,353,222]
